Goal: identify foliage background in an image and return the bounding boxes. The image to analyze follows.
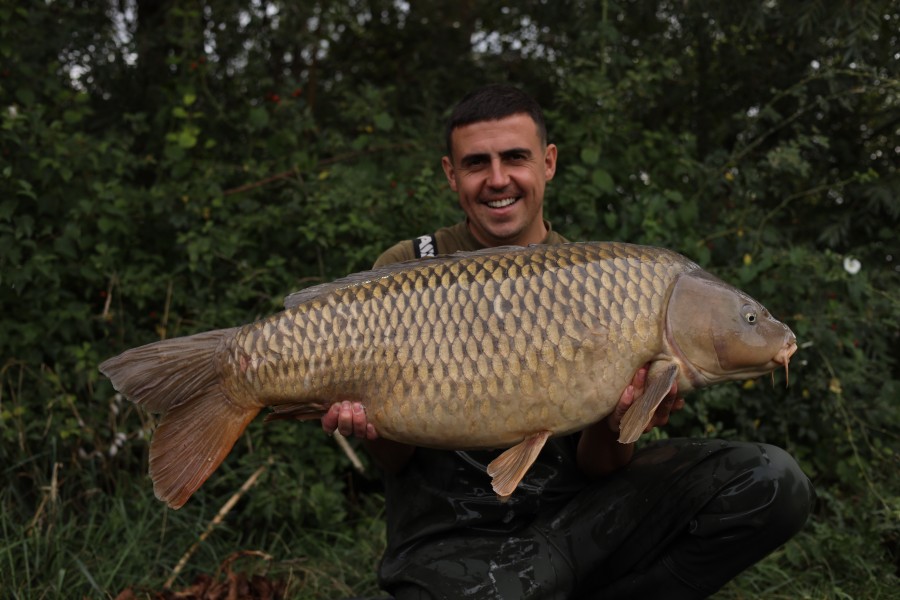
[1,1,898,598]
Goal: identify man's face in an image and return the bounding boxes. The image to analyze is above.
[442,113,557,247]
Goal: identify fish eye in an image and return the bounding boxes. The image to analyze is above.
[744,311,758,324]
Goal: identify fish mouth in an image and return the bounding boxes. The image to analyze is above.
[772,341,798,386]
[665,326,800,389]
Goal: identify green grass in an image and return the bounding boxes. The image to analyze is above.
[2,426,897,599]
[717,533,899,600]
[3,471,897,599]
[0,455,387,599]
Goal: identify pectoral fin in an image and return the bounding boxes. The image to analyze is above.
[618,363,678,444]
[264,400,330,422]
[487,431,552,500]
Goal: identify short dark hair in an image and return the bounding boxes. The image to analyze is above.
[444,84,548,158]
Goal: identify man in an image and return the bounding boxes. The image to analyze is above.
[323,84,814,599]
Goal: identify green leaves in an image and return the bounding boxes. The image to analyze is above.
[166,125,200,150]
[591,169,615,194]
[580,147,600,165]
[248,106,270,130]
[373,111,394,131]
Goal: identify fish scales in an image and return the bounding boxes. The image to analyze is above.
[100,241,798,508]
[223,243,684,448]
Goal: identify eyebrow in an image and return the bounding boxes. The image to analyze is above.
[459,147,533,168]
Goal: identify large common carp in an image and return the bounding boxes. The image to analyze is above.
[100,242,797,509]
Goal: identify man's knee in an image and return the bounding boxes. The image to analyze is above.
[761,443,814,533]
[662,442,815,595]
[708,442,815,542]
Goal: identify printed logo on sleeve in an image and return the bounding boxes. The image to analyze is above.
[414,234,437,258]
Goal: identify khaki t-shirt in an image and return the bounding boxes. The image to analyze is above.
[373,220,569,267]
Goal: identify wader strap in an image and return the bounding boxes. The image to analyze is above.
[413,234,438,258]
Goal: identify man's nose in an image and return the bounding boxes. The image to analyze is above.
[487,159,510,188]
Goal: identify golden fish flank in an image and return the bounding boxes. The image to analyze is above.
[100,241,798,509]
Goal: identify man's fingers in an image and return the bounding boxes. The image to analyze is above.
[352,402,368,438]
[619,384,635,408]
[322,401,376,439]
[327,400,373,439]
[337,401,354,436]
[632,365,648,392]
[321,403,340,434]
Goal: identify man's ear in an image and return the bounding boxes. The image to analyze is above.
[441,155,459,192]
[544,143,558,181]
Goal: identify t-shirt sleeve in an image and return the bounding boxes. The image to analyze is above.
[374,240,415,268]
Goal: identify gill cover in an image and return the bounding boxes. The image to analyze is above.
[665,271,795,386]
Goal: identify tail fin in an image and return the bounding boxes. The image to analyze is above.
[99,328,260,509]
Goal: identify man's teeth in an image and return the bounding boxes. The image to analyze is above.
[486,197,518,208]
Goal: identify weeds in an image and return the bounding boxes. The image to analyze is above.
[0,449,386,599]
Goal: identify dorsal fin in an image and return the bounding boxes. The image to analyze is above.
[283,245,526,309]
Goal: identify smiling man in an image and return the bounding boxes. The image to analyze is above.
[373,85,564,264]
[442,111,556,247]
[323,85,814,600]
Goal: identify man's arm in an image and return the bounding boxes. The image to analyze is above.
[576,365,684,478]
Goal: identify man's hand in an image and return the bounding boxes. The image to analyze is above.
[322,400,379,440]
[321,400,414,473]
[605,364,685,435]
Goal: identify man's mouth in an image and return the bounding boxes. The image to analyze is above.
[484,196,520,209]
